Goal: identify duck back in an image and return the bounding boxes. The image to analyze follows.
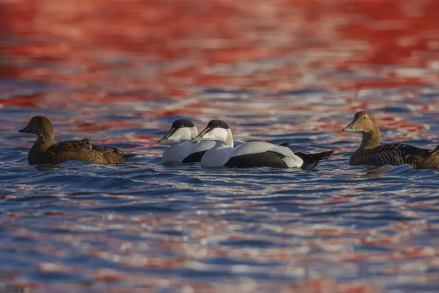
[350,143,439,168]
[45,139,132,164]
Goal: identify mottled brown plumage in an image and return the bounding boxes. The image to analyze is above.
[19,116,134,165]
[343,111,439,169]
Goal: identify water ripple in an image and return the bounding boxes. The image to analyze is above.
[1,1,439,291]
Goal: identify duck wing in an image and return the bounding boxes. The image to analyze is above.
[89,143,135,159]
[225,142,303,168]
[51,139,93,153]
[89,144,122,154]
[90,143,136,159]
[52,139,121,154]
[357,143,430,166]
[51,139,135,163]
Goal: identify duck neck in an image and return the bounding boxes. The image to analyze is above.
[359,130,380,150]
[35,134,55,151]
[214,140,228,148]
[38,128,55,142]
[224,129,233,147]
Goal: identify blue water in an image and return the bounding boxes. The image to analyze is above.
[1,74,439,292]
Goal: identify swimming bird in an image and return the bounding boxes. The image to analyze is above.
[192,120,333,168]
[157,119,216,163]
[343,111,439,168]
[19,116,134,165]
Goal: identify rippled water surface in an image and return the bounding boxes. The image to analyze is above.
[1,0,439,292]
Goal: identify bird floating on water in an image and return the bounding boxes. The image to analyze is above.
[19,116,134,165]
[343,111,439,168]
[192,120,333,168]
[157,119,216,163]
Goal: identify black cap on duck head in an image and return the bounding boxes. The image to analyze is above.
[19,116,55,140]
[192,119,233,147]
[157,119,197,144]
[171,119,195,129]
[343,111,379,133]
[207,120,230,129]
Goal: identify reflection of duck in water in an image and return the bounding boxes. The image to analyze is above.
[343,111,439,169]
[19,116,134,165]
[192,120,333,169]
[157,119,216,163]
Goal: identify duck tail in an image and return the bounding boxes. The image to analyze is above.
[295,150,334,169]
[105,146,136,159]
[123,153,136,159]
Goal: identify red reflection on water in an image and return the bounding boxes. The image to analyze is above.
[2,1,439,290]
[1,0,438,139]
[2,0,439,85]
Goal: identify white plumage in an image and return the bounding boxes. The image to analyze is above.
[157,119,215,163]
[193,120,304,168]
[162,140,216,163]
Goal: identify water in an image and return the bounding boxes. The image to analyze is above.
[1,0,439,292]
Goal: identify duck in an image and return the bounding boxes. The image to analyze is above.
[157,119,247,163]
[157,119,216,163]
[19,116,135,165]
[192,120,333,168]
[342,111,439,168]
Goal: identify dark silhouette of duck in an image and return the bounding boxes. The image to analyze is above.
[19,116,135,165]
[343,111,439,168]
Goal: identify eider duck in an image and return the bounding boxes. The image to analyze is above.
[157,119,216,163]
[19,116,134,165]
[192,120,333,168]
[343,111,439,168]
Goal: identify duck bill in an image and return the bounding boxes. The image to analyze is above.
[191,127,211,142]
[342,121,356,132]
[157,128,176,144]
[18,125,30,133]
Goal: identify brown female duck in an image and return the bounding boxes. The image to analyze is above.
[19,116,134,165]
[343,111,439,168]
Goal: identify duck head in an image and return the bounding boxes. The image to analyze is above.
[343,111,379,133]
[343,111,381,149]
[192,120,234,147]
[157,119,198,144]
[19,116,55,141]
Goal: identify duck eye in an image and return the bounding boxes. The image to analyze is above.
[363,116,367,119]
